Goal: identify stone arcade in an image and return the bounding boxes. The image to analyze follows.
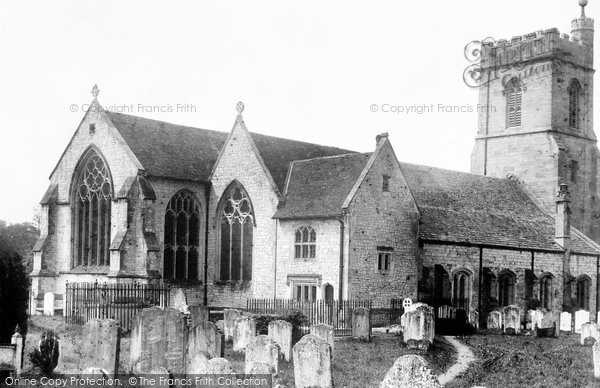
[31,4,600,327]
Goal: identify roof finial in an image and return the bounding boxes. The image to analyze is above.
[91,84,100,102]
[579,0,588,18]
[236,101,244,116]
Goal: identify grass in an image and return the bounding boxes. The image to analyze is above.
[447,330,597,388]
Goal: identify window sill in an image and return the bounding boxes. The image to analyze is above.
[163,279,204,286]
[64,266,110,275]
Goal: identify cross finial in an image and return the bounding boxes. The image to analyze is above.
[91,84,100,101]
[236,101,245,115]
[579,0,588,17]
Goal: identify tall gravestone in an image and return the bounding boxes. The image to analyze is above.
[560,312,572,332]
[268,320,292,362]
[172,289,188,313]
[188,321,223,359]
[487,310,502,330]
[503,305,521,334]
[43,292,55,316]
[245,335,279,374]
[81,319,120,376]
[352,307,371,341]
[293,334,333,388]
[129,307,188,374]
[575,310,590,333]
[223,309,243,342]
[310,324,335,354]
[233,316,256,352]
[402,304,435,347]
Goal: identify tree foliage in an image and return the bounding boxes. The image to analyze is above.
[0,220,39,273]
[0,246,29,342]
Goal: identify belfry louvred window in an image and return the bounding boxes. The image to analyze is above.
[569,79,582,129]
[163,189,201,281]
[219,183,254,281]
[506,78,522,128]
[72,150,112,267]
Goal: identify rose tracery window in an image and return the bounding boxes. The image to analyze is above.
[294,227,316,259]
[72,150,112,267]
[163,189,201,281]
[219,184,254,281]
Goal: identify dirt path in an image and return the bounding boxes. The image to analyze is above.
[438,336,476,386]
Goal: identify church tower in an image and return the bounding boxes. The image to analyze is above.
[471,0,600,241]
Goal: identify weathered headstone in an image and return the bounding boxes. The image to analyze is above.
[530,309,543,329]
[187,352,210,374]
[129,307,188,374]
[503,305,521,334]
[233,316,257,352]
[43,292,54,316]
[575,310,590,333]
[81,319,120,376]
[537,310,560,337]
[189,305,209,326]
[352,307,371,341]
[206,357,236,374]
[379,354,441,388]
[172,288,188,313]
[268,320,292,361]
[293,334,333,388]
[581,322,599,346]
[594,341,600,378]
[310,324,335,354]
[223,309,243,341]
[402,304,435,348]
[560,311,572,332]
[245,335,279,374]
[188,321,223,359]
[487,310,503,330]
[469,310,479,329]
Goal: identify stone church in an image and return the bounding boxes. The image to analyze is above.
[31,3,600,324]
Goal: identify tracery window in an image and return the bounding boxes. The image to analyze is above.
[506,78,522,128]
[163,189,201,281]
[72,150,112,267]
[453,270,471,309]
[219,183,254,281]
[294,227,316,259]
[569,79,582,129]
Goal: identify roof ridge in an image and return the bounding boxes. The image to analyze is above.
[106,111,221,134]
[400,161,514,183]
[291,152,369,164]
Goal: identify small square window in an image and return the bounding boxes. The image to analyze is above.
[377,247,393,271]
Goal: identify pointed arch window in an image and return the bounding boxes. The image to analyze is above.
[163,189,201,281]
[498,270,516,307]
[294,227,316,259]
[71,150,112,267]
[453,270,471,310]
[540,273,554,309]
[506,78,522,128]
[569,79,582,129]
[219,183,254,281]
[576,275,591,311]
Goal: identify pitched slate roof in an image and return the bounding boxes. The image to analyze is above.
[400,163,600,255]
[273,153,371,219]
[106,111,351,191]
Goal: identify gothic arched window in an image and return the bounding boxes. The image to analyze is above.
[219,183,254,281]
[569,79,582,129]
[453,270,471,310]
[540,273,554,309]
[576,275,591,311]
[498,270,516,307]
[294,227,316,258]
[163,189,201,281]
[71,149,112,267]
[506,78,522,128]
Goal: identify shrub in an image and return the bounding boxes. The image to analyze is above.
[0,246,29,342]
[249,310,308,344]
[30,331,60,376]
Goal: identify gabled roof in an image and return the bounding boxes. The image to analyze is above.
[273,153,371,219]
[106,111,351,191]
[400,163,600,255]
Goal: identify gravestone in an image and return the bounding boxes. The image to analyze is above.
[530,309,543,329]
[43,292,54,316]
[188,321,223,359]
[469,310,479,329]
[206,357,236,374]
[352,307,371,341]
[560,312,572,332]
[233,316,257,352]
[487,310,502,330]
[187,352,210,374]
[189,305,209,326]
[503,305,521,334]
[310,324,335,354]
[379,354,441,388]
[129,306,188,374]
[81,319,120,376]
[594,342,600,378]
[581,322,599,346]
[537,310,560,337]
[245,335,279,374]
[268,320,292,361]
[402,304,435,349]
[575,310,590,333]
[401,302,429,329]
[172,289,188,313]
[293,334,333,388]
[223,309,243,341]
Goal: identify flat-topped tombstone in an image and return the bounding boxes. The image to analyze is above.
[187,352,210,374]
[268,320,292,361]
[581,322,599,346]
[189,305,209,326]
[188,321,223,359]
[81,319,120,376]
[233,316,256,352]
[575,310,590,333]
[293,334,333,388]
[402,304,435,347]
[206,357,236,374]
[43,292,55,316]
[503,305,521,334]
[352,307,371,341]
[560,312,572,332]
[379,354,442,388]
[245,335,279,374]
[130,306,188,374]
[223,309,243,341]
[310,324,335,354]
[487,310,502,330]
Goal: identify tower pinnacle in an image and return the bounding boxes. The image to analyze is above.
[580,0,588,18]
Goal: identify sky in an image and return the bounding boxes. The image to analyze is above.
[0,0,596,224]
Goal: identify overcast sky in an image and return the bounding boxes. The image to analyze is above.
[0,0,596,224]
